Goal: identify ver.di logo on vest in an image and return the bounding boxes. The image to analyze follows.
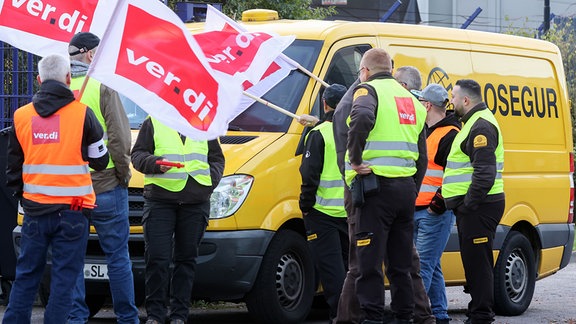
[31,114,60,144]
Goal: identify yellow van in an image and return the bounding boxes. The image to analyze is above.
[14,9,574,324]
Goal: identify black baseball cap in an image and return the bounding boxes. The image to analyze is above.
[69,32,100,56]
[323,83,347,108]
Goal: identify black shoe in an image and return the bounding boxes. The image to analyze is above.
[436,319,451,324]
[361,320,384,324]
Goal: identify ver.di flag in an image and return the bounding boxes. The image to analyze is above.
[88,0,243,140]
[204,5,298,111]
[0,0,115,57]
[194,16,294,85]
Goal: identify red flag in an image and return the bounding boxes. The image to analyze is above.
[0,0,115,56]
[204,5,298,111]
[194,21,293,85]
[88,0,242,140]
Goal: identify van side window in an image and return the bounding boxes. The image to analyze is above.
[313,44,372,119]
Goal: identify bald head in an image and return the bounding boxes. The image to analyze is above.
[360,48,392,77]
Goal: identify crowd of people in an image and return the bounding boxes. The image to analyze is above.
[2,32,504,324]
[300,48,504,324]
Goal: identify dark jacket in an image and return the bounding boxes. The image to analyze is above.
[71,60,132,194]
[426,111,461,168]
[444,102,505,210]
[299,110,334,213]
[130,118,225,204]
[347,72,427,192]
[333,79,360,176]
[6,79,109,216]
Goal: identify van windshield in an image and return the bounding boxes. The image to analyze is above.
[120,39,322,132]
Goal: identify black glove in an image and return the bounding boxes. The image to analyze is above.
[429,187,447,215]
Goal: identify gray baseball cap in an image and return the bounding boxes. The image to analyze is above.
[420,84,449,107]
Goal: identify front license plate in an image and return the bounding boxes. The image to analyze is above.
[84,263,109,280]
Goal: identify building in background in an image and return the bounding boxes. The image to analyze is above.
[418,0,575,33]
[311,0,421,23]
[314,0,576,34]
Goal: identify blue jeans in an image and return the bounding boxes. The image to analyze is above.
[3,210,88,324]
[413,208,455,321]
[68,185,139,324]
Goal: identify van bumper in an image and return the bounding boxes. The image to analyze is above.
[12,226,275,302]
[558,223,574,269]
[193,229,275,301]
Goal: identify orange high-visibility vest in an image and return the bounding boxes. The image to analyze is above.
[415,125,459,207]
[14,101,95,205]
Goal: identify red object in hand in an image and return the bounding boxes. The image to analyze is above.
[155,160,185,168]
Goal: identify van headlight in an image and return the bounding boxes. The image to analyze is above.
[210,175,253,219]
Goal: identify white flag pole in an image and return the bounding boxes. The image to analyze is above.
[242,91,301,119]
[279,54,329,88]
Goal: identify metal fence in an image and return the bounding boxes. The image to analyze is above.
[0,42,39,129]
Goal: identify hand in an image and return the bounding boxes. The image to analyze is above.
[298,114,319,127]
[351,163,372,175]
[159,159,173,173]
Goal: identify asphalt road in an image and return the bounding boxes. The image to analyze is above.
[1,253,575,323]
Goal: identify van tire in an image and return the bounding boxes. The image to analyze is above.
[245,229,315,324]
[493,231,536,316]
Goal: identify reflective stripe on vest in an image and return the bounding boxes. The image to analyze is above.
[415,125,459,206]
[14,101,95,205]
[144,117,211,191]
[442,109,504,198]
[70,76,114,170]
[306,122,346,218]
[344,78,426,185]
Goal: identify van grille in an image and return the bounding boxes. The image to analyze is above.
[220,135,257,144]
[128,187,144,226]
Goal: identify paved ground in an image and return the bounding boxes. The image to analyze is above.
[1,253,575,323]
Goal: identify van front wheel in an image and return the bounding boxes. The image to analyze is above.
[246,229,315,324]
[493,231,536,316]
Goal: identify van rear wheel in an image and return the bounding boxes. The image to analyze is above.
[493,231,536,316]
[245,229,315,324]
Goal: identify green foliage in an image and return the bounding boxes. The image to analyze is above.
[220,0,336,20]
[166,0,336,20]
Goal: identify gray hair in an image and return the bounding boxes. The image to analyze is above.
[38,54,70,84]
[394,66,422,91]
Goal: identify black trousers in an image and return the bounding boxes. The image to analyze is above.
[356,177,416,321]
[304,209,349,322]
[454,199,505,324]
[142,199,209,322]
[335,185,434,324]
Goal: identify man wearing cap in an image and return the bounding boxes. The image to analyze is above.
[299,83,348,324]
[413,84,461,324]
[67,32,139,324]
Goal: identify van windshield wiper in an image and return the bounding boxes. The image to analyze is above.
[228,125,244,131]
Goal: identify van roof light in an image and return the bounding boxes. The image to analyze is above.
[242,9,279,22]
